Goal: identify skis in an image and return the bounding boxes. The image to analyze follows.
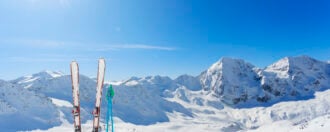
[70,61,81,132]
[92,58,106,132]
[71,58,106,132]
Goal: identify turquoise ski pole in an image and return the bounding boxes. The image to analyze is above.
[110,96,114,132]
[106,85,115,132]
[106,96,109,132]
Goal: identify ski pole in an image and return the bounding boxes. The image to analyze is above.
[106,85,115,132]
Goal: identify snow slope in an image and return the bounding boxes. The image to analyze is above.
[30,89,330,132]
[0,80,60,132]
[10,72,102,127]
[246,89,330,132]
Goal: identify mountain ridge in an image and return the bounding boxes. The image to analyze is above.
[1,55,330,131]
[201,56,330,107]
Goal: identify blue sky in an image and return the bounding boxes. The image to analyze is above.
[0,0,330,81]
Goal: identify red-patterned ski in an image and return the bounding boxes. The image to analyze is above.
[92,58,106,132]
[70,61,81,132]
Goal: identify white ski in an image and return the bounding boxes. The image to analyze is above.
[92,58,106,132]
[70,61,81,132]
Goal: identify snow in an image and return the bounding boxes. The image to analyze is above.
[0,80,61,132]
[248,114,330,132]
[10,71,64,89]
[226,89,330,130]
[24,84,33,89]
[124,80,139,86]
[44,70,64,78]
[3,55,330,132]
[200,56,330,108]
[50,98,72,107]
[29,88,330,132]
[200,57,261,105]
[105,81,124,86]
[265,57,291,78]
[19,77,40,84]
[175,74,201,91]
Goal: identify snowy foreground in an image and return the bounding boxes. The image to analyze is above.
[31,116,330,132]
[30,89,330,132]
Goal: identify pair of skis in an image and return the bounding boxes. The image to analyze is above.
[70,58,106,132]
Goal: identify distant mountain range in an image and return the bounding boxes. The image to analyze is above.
[0,55,330,131]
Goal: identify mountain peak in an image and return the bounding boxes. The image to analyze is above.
[34,70,64,78]
[265,56,322,76]
[265,57,290,73]
[200,57,259,104]
[209,57,255,72]
[43,70,64,77]
[10,70,64,88]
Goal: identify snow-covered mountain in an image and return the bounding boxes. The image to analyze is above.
[11,70,64,89]
[0,80,61,132]
[200,56,330,107]
[175,74,202,91]
[11,73,197,126]
[200,57,261,106]
[260,56,330,101]
[1,55,330,131]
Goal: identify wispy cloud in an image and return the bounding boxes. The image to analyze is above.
[20,39,65,47]
[98,44,177,51]
[1,38,75,48]
[8,56,67,62]
[26,0,72,8]
[1,38,177,51]
[7,56,94,63]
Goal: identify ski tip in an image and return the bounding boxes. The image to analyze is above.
[99,58,105,62]
[71,61,78,66]
[99,58,106,65]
